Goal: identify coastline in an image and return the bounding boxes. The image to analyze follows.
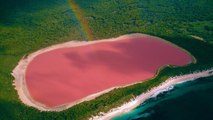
[11,33,195,111]
[90,69,213,120]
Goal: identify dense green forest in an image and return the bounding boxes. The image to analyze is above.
[76,0,213,41]
[0,0,213,119]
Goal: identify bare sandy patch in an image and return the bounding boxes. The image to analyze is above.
[190,35,206,42]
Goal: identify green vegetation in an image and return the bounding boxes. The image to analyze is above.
[0,0,213,119]
[76,0,213,42]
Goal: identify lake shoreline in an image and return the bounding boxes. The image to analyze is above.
[11,33,195,111]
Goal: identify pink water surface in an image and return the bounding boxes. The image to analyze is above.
[26,36,193,107]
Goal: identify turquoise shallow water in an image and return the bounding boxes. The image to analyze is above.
[113,76,213,120]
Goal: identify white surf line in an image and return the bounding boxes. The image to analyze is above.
[90,68,213,120]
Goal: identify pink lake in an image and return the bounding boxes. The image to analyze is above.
[26,36,193,107]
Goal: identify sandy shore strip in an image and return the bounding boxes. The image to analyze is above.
[90,69,213,120]
[12,33,195,111]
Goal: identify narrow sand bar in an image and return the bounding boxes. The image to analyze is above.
[90,69,213,120]
[12,33,194,111]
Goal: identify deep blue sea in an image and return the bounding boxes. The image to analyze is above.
[113,76,213,120]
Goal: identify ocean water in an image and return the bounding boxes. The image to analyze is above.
[113,76,213,120]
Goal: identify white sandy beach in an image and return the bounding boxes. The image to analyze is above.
[12,33,196,111]
[90,69,213,120]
